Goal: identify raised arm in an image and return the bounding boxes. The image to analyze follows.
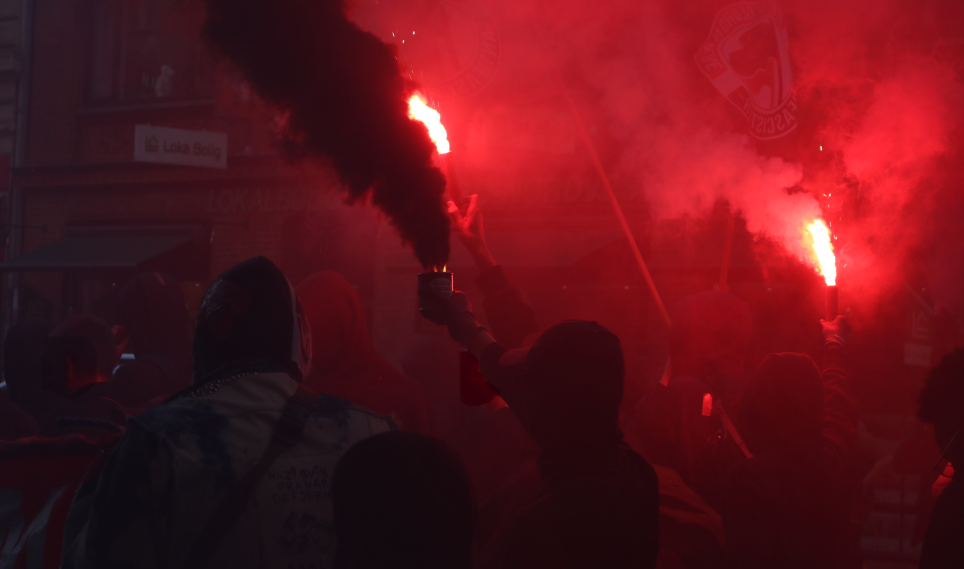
[819,316,859,464]
[449,196,538,349]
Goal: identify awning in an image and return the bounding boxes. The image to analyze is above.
[0,230,198,271]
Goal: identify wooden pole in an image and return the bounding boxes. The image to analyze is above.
[718,212,736,292]
[560,90,672,329]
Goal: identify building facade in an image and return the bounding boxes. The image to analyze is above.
[2,0,384,330]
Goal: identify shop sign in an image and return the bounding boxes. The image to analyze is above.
[134,125,227,169]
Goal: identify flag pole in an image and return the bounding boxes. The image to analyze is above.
[559,88,671,329]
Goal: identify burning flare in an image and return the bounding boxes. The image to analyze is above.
[408,94,450,155]
[807,219,836,286]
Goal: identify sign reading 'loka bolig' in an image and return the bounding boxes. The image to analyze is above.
[134,125,228,169]
[695,1,797,140]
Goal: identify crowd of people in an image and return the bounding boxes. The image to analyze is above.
[0,196,961,568]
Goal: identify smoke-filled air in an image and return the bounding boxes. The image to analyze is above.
[202,0,451,269]
[200,0,962,316]
[307,0,959,318]
[5,1,964,568]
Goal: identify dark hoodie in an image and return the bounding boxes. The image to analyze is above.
[628,291,752,510]
[40,315,126,439]
[721,349,860,569]
[108,272,192,408]
[65,257,396,569]
[917,349,964,569]
[332,431,476,569]
[296,271,433,434]
[190,256,311,386]
[478,320,660,569]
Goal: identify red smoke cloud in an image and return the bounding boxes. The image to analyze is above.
[209,0,957,317]
[349,0,962,316]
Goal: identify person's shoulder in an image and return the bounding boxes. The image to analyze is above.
[310,390,398,431]
[130,394,225,437]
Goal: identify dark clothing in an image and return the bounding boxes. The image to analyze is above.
[109,354,190,410]
[0,391,40,440]
[474,266,539,350]
[652,464,724,569]
[626,291,752,509]
[63,257,387,569]
[479,341,660,569]
[37,385,127,439]
[467,266,658,568]
[192,256,311,385]
[920,476,964,568]
[720,346,860,569]
[64,373,394,569]
[459,265,539,405]
[628,375,746,509]
[0,433,122,568]
[892,422,943,546]
[297,271,434,434]
[497,445,659,569]
[332,431,475,569]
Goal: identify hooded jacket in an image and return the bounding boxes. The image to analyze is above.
[296,271,433,434]
[721,348,860,569]
[627,291,752,510]
[478,320,660,569]
[64,257,395,569]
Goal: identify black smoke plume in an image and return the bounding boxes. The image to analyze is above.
[203,0,449,269]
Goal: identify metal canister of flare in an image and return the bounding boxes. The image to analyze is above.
[418,271,454,318]
[826,285,839,322]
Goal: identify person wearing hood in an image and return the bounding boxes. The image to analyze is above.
[108,272,192,409]
[627,291,753,509]
[332,431,476,569]
[720,316,860,569]
[420,290,659,568]
[64,256,395,569]
[916,348,964,568]
[39,315,127,438]
[296,270,433,434]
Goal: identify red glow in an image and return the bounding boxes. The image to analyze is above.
[407,94,450,155]
[807,220,836,286]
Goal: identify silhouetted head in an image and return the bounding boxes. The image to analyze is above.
[295,270,373,377]
[740,353,823,454]
[116,272,190,357]
[46,315,118,394]
[669,291,752,381]
[500,320,624,450]
[193,256,310,384]
[3,319,51,400]
[918,348,964,465]
[332,431,475,569]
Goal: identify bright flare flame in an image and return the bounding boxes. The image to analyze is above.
[407,94,450,155]
[807,219,836,286]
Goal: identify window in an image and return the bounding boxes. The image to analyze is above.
[87,0,214,104]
